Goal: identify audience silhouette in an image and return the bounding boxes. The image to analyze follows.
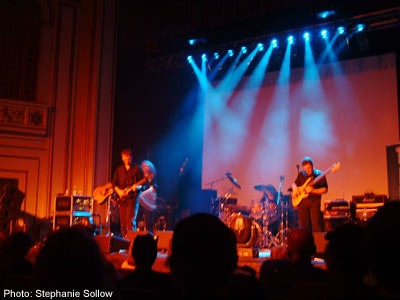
[33,225,119,293]
[367,200,400,298]
[116,233,176,299]
[168,213,239,298]
[0,232,34,289]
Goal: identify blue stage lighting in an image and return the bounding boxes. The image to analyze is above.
[303,32,310,41]
[337,26,346,35]
[188,39,195,46]
[228,49,234,57]
[287,35,295,45]
[271,39,278,48]
[317,10,336,19]
[320,29,329,39]
[187,55,193,63]
[257,43,264,51]
[214,52,220,60]
[201,54,208,62]
[241,46,247,54]
[356,24,365,32]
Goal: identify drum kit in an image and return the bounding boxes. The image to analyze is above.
[208,173,291,249]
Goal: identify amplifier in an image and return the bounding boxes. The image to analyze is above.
[355,203,384,222]
[352,193,387,204]
[54,195,94,229]
[324,200,351,218]
[55,195,93,213]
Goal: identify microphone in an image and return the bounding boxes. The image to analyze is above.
[296,164,299,173]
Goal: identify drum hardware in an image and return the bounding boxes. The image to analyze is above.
[275,176,290,247]
[253,177,291,249]
[206,173,241,222]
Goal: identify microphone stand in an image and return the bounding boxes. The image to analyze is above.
[277,176,287,247]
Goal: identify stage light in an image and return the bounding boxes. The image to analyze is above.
[337,26,346,35]
[187,37,207,46]
[303,32,311,41]
[356,24,365,32]
[317,10,336,19]
[271,39,278,48]
[228,49,234,57]
[287,35,295,45]
[241,46,247,54]
[257,43,264,51]
[201,53,208,62]
[214,52,220,59]
[320,29,329,39]
[187,55,193,63]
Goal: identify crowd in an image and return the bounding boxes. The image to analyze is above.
[0,201,399,299]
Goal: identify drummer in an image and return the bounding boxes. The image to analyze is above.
[260,184,279,235]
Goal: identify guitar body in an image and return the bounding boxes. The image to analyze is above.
[93,183,114,204]
[116,177,148,206]
[292,177,312,208]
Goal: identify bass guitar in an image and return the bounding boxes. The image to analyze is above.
[292,162,341,208]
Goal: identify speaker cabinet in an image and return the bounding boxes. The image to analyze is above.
[155,230,173,254]
[94,235,131,254]
[125,230,149,241]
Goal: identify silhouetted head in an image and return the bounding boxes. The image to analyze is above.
[34,225,109,290]
[324,222,368,280]
[131,233,157,269]
[287,227,316,262]
[367,201,400,296]
[168,213,238,293]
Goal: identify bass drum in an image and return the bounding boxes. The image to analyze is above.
[229,213,262,248]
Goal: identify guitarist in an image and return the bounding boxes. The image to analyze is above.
[112,148,144,238]
[291,157,328,232]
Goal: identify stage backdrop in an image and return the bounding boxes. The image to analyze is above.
[202,53,399,208]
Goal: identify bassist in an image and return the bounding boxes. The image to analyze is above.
[291,157,328,232]
[112,148,144,238]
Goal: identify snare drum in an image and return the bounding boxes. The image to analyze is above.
[229,213,262,248]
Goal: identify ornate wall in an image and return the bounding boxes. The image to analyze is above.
[0,0,118,222]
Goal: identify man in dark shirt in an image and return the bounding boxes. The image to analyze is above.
[112,149,143,238]
[291,157,327,232]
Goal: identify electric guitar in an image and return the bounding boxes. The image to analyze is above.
[116,177,148,205]
[292,162,341,208]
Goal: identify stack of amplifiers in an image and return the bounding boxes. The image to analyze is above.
[352,194,387,222]
[53,195,94,229]
[323,200,352,231]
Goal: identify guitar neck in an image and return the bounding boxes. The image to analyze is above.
[127,177,147,192]
[309,165,335,186]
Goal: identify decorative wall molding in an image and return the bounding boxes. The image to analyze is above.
[0,99,50,136]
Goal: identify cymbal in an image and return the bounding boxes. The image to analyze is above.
[226,172,241,189]
[254,184,269,192]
